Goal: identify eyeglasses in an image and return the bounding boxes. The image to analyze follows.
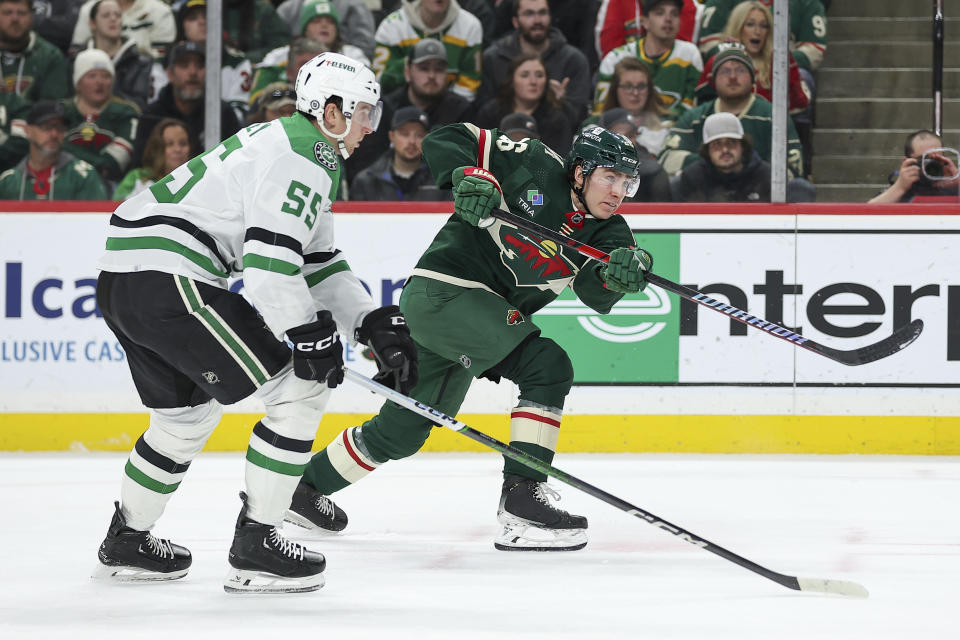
[619,83,649,94]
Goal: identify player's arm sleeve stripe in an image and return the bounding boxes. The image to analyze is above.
[244,226,303,255]
[241,254,301,275]
[305,260,351,287]
[304,249,341,264]
[109,213,230,271]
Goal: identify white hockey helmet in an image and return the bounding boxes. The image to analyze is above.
[295,51,382,158]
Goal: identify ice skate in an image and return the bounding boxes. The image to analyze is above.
[284,482,348,533]
[93,502,192,582]
[224,492,326,593]
[494,475,588,551]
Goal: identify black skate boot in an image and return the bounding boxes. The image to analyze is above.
[224,492,326,593]
[494,475,588,552]
[93,502,192,581]
[284,482,348,532]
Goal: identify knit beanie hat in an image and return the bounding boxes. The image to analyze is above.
[711,44,755,85]
[300,1,340,35]
[73,48,115,87]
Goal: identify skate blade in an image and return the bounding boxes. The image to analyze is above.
[494,514,588,552]
[282,510,343,535]
[92,563,189,582]
[223,568,325,594]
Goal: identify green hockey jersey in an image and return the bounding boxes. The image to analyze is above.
[593,37,703,116]
[0,152,107,200]
[658,94,804,177]
[698,0,827,71]
[416,122,636,318]
[373,3,483,101]
[61,97,139,180]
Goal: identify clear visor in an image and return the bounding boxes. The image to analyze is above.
[351,100,383,133]
[595,168,641,198]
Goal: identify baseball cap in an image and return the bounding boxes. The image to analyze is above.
[256,83,297,112]
[711,43,755,84]
[643,0,683,13]
[167,40,205,67]
[409,38,446,65]
[499,112,540,139]
[179,0,206,19]
[702,112,744,144]
[299,0,340,35]
[73,48,115,87]
[391,105,429,130]
[27,100,67,126]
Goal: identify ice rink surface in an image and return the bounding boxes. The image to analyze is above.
[1,452,956,639]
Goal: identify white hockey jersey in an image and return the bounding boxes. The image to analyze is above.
[98,114,376,340]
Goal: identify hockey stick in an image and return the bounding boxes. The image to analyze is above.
[343,368,869,598]
[490,208,923,366]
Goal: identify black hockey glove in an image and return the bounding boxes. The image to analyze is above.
[356,305,419,394]
[287,311,344,388]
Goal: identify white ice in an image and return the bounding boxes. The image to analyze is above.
[1,452,956,639]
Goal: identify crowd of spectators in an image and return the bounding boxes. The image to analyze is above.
[0,0,842,203]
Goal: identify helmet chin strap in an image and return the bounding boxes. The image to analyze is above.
[572,166,596,218]
[318,115,354,159]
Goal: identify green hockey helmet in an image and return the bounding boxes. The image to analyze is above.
[566,125,641,197]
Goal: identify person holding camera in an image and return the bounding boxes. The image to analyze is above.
[869,129,960,203]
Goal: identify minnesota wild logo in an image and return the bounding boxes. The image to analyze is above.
[492,225,577,292]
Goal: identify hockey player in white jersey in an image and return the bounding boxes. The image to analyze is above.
[93,52,418,593]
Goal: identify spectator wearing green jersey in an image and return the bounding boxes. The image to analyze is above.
[62,48,139,183]
[0,100,108,199]
[592,0,702,117]
[698,0,827,72]
[277,0,376,59]
[112,117,189,200]
[372,0,483,100]
[0,88,29,171]
[248,37,326,113]
[0,0,69,101]
[659,45,803,178]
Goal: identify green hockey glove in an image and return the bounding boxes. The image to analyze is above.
[451,166,501,227]
[600,247,653,293]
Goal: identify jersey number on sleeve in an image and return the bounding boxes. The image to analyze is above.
[150,135,243,204]
[149,123,270,204]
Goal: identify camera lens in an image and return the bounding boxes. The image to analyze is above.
[923,158,944,177]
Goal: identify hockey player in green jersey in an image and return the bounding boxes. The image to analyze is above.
[287,123,653,551]
[93,52,418,593]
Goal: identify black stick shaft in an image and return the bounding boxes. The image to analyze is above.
[343,369,803,592]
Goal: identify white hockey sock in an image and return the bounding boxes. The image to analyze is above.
[325,426,381,484]
[245,366,330,526]
[509,401,562,454]
[121,401,223,531]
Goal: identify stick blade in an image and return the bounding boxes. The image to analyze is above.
[821,318,924,366]
[797,576,870,598]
